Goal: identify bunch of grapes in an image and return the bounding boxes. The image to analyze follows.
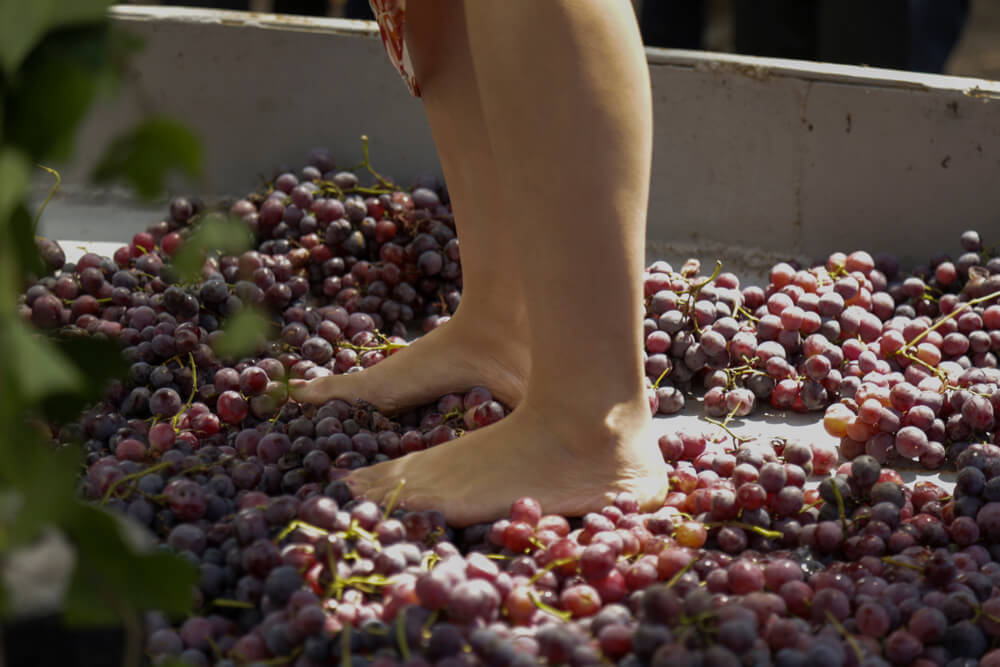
[642,235,1000,473]
[15,144,1000,665]
[135,434,1000,666]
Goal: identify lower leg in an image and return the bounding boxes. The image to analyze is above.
[467,0,652,408]
[291,0,529,412]
[349,0,666,525]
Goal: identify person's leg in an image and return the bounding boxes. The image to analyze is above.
[348,0,667,526]
[291,0,530,412]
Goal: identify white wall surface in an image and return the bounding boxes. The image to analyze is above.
[42,6,1000,270]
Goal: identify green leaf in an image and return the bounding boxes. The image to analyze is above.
[213,306,273,359]
[0,434,81,547]
[37,335,129,423]
[10,203,46,279]
[49,0,115,31]
[92,116,202,200]
[3,25,112,162]
[170,215,253,282]
[0,0,112,75]
[0,1,53,76]
[5,320,84,404]
[63,504,197,626]
[0,148,30,223]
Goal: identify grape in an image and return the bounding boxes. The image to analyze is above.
[216,390,248,424]
[26,154,1000,665]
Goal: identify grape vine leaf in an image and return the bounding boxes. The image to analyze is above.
[213,307,273,359]
[6,320,84,403]
[38,336,129,423]
[0,434,81,548]
[0,148,30,224]
[92,116,203,200]
[62,504,197,626]
[170,215,254,282]
[0,0,112,75]
[9,204,46,279]
[3,28,108,162]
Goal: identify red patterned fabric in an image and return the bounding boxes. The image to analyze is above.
[369,0,421,97]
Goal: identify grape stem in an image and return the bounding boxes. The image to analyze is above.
[829,475,849,531]
[274,519,329,543]
[32,165,60,236]
[100,460,173,505]
[170,353,198,432]
[358,135,400,191]
[420,610,439,639]
[901,288,1000,349]
[394,614,410,661]
[526,589,572,622]
[528,557,576,585]
[705,521,783,540]
[420,552,442,570]
[382,478,406,519]
[799,499,822,513]
[652,366,671,389]
[683,260,723,334]
[664,557,695,589]
[825,609,864,664]
[703,404,752,448]
[338,339,407,354]
[211,598,254,609]
[881,556,924,572]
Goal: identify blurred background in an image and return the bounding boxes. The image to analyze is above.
[124,0,1000,79]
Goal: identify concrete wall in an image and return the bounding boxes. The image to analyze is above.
[46,6,1000,269]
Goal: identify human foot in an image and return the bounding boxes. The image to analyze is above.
[345,395,667,527]
[289,313,529,413]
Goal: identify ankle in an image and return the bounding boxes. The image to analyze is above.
[520,382,651,446]
[451,296,529,335]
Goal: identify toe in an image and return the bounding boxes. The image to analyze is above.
[288,377,323,403]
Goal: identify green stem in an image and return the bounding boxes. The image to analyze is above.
[33,165,61,236]
[881,556,924,572]
[338,340,407,354]
[703,414,751,446]
[665,557,695,589]
[705,522,783,540]
[825,610,864,665]
[902,289,1000,349]
[528,557,577,585]
[358,134,399,191]
[212,598,255,609]
[101,461,173,504]
[170,352,198,431]
[274,519,329,543]
[527,589,572,622]
[394,614,410,661]
[829,475,848,531]
[383,479,406,519]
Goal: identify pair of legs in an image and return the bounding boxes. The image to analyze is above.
[292,0,667,526]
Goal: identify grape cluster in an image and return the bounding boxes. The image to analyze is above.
[642,238,1000,472]
[133,437,1000,666]
[16,146,1000,665]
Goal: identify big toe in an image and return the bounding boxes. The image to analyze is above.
[289,376,338,404]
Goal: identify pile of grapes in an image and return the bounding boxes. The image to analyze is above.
[642,235,1000,469]
[18,145,1000,666]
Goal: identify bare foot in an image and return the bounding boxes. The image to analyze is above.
[345,395,667,527]
[289,312,529,413]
